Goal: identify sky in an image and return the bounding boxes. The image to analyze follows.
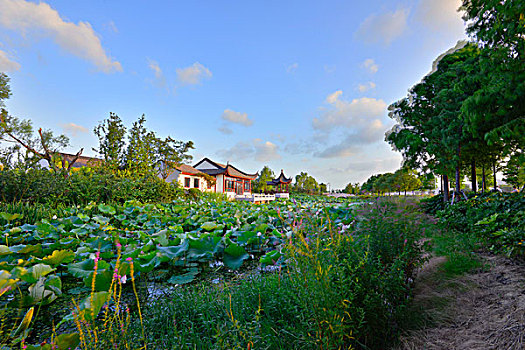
[0,0,468,189]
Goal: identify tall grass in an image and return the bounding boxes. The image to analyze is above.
[118,198,434,349]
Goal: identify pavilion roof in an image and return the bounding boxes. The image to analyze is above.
[193,157,257,180]
[267,170,292,185]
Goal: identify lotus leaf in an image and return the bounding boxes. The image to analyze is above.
[260,250,283,266]
[42,250,75,265]
[187,235,222,260]
[167,267,199,285]
[223,243,250,270]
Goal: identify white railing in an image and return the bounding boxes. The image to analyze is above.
[235,194,276,203]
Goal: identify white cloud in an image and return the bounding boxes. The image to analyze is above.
[217,139,281,162]
[362,58,379,74]
[0,49,20,71]
[221,109,253,127]
[312,91,388,158]
[326,90,343,104]
[253,139,280,162]
[415,0,464,33]
[218,125,233,135]
[356,9,409,45]
[61,122,88,136]
[147,59,167,90]
[176,62,212,85]
[358,82,376,92]
[0,0,121,73]
[286,62,298,73]
[313,91,387,133]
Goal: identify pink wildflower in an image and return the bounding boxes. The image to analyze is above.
[126,257,133,262]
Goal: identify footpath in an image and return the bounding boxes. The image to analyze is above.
[398,253,525,350]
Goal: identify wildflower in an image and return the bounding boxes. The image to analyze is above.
[52,215,57,220]
[120,275,127,284]
[126,257,133,262]
[116,241,122,248]
[257,232,262,237]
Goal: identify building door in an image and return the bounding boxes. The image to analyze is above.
[236,180,243,195]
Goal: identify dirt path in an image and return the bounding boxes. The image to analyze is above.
[398,254,525,350]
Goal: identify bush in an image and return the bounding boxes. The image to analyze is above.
[127,199,433,349]
[437,192,525,257]
[0,167,183,206]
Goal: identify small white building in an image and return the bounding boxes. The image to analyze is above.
[193,158,258,200]
[165,164,213,192]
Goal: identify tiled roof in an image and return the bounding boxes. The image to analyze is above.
[194,157,257,180]
[267,170,292,185]
[59,153,101,168]
[176,164,201,175]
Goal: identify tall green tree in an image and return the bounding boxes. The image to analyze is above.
[253,166,275,193]
[294,172,319,194]
[461,0,525,179]
[93,112,126,169]
[93,113,194,177]
[387,43,490,201]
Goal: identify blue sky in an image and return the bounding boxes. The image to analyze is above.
[0,0,467,189]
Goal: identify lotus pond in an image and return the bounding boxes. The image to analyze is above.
[1,195,364,348]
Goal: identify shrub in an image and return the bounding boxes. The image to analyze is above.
[0,167,183,206]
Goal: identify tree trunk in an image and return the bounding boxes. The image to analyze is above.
[471,160,477,193]
[455,144,461,195]
[455,165,461,195]
[482,165,486,193]
[493,161,497,191]
[443,174,450,202]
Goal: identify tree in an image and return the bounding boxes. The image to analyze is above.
[93,113,194,177]
[294,172,319,194]
[387,43,490,201]
[419,172,437,192]
[319,183,327,194]
[394,167,422,196]
[126,115,157,175]
[344,182,360,195]
[93,112,126,170]
[0,73,83,175]
[461,0,525,185]
[253,166,275,193]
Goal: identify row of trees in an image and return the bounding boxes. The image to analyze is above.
[252,166,327,194]
[386,1,524,201]
[0,73,194,180]
[359,168,435,196]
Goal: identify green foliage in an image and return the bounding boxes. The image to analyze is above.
[253,165,275,193]
[293,171,319,194]
[436,192,525,257]
[92,113,194,178]
[0,167,182,205]
[0,195,433,348]
[120,198,433,349]
[344,182,360,195]
[93,112,126,169]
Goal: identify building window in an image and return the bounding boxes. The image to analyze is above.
[244,181,250,191]
[184,177,190,188]
[225,177,235,191]
[193,178,199,188]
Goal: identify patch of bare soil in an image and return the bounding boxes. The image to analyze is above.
[398,254,525,350]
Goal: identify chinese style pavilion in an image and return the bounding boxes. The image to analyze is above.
[267,170,292,193]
